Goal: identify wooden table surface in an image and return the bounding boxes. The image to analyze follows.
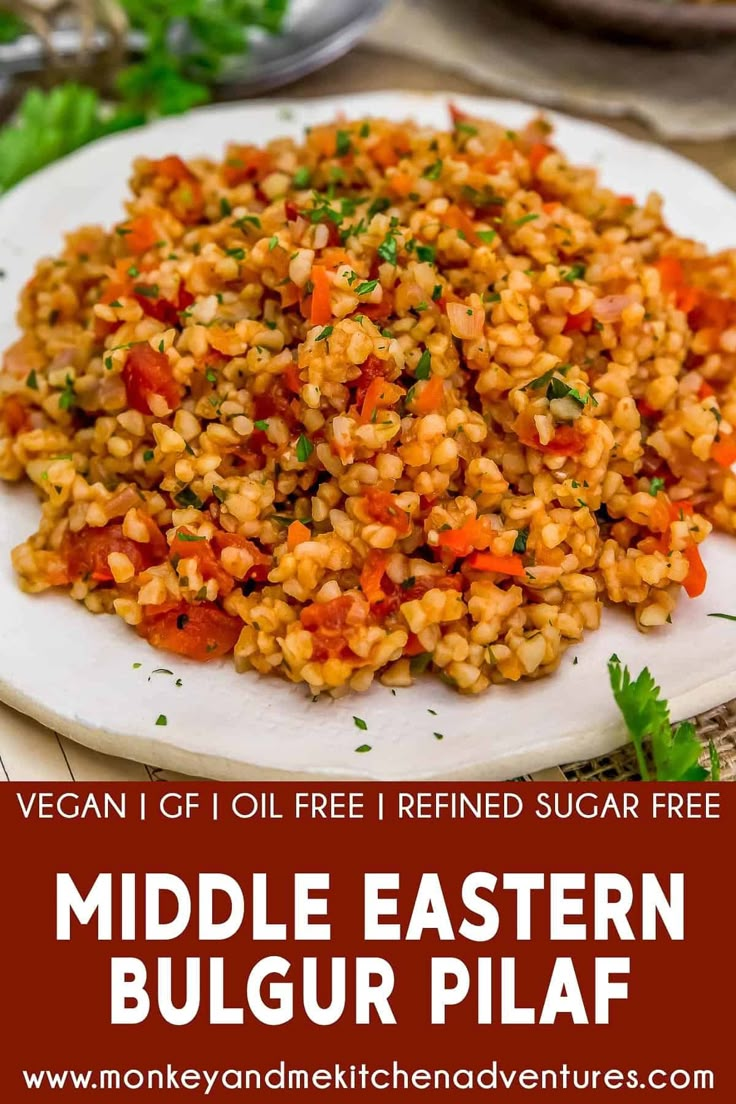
[1,41,734,782]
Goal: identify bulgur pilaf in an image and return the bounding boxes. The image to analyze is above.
[1,108,735,697]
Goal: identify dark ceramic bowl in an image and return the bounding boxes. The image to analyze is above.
[521,0,736,45]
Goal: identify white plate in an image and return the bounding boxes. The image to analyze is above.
[1,92,735,781]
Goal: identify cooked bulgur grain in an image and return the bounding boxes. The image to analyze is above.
[1,108,735,696]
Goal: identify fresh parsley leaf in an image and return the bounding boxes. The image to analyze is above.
[293,166,311,188]
[254,419,270,431]
[649,477,665,496]
[355,743,372,753]
[353,716,368,731]
[335,129,352,157]
[423,159,443,180]
[296,434,314,462]
[513,528,529,554]
[377,233,398,266]
[415,349,432,380]
[316,325,333,341]
[355,279,379,296]
[26,369,39,391]
[608,656,714,782]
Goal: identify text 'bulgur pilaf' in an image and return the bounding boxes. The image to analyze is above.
[1,107,735,697]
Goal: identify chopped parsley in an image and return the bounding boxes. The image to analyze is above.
[26,369,38,390]
[377,233,399,266]
[155,714,168,727]
[513,528,529,554]
[296,434,314,462]
[513,213,540,227]
[133,283,159,298]
[254,419,270,431]
[219,196,232,216]
[353,716,368,731]
[233,214,261,230]
[354,744,372,753]
[433,732,444,741]
[175,487,204,509]
[355,279,379,296]
[477,229,497,244]
[177,532,206,542]
[415,349,432,380]
[367,196,391,218]
[335,129,352,157]
[416,244,436,264]
[293,166,311,188]
[268,235,279,251]
[58,374,76,412]
[205,368,218,383]
[562,263,587,283]
[422,159,443,180]
[225,247,245,260]
[649,477,665,497]
[143,449,155,462]
[316,325,333,341]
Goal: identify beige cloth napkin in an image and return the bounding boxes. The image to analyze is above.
[365,0,736,140]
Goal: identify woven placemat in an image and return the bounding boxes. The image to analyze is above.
[550,699,736,782]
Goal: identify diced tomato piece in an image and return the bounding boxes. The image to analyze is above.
[284,363,302,394]
[564,309,593,334]
[360,550,389,604]
[63,518,166,583]
[211,530,271,582]
[171,528,270,593]
[400,575,465,602]
[134,283,193,327]
[683,545,707,599]
[2,395,29,435]
[362,489,412,536]
[689,292,736,333]
[147,156,204,225]
[654,256,685,295]
[360,290,394,322]
[354,354,388,409]
[170,528,235,596]
[519,423,587,456]
[676,285,701,314]
[222,144,272,187]
[711,438,736,468]
[138,601,242,661]
[300,594,372,661]
[404,632,426,657]
[122,345,181,415]
[698,380,715,400]
[464,551,525,575]
[528,142,554,174]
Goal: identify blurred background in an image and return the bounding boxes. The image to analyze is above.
[1,0,736,197]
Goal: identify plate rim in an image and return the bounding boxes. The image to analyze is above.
[1,89,735,781]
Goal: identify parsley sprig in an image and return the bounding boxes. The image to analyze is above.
[0,1,289,194]
[608,656,718,782]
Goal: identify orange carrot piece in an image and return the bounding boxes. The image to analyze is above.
[287,520,311,552]
[437,518,493,557]
[359,378,405,424]
[310,265,332,326]
[444,204,480,246]
[413,375,444,413]
[712,438,736,468]
[388,171,414,196]
[465,551,525,576]
[683,545,707,599]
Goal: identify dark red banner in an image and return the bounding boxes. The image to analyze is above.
[1,784,731,1099]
